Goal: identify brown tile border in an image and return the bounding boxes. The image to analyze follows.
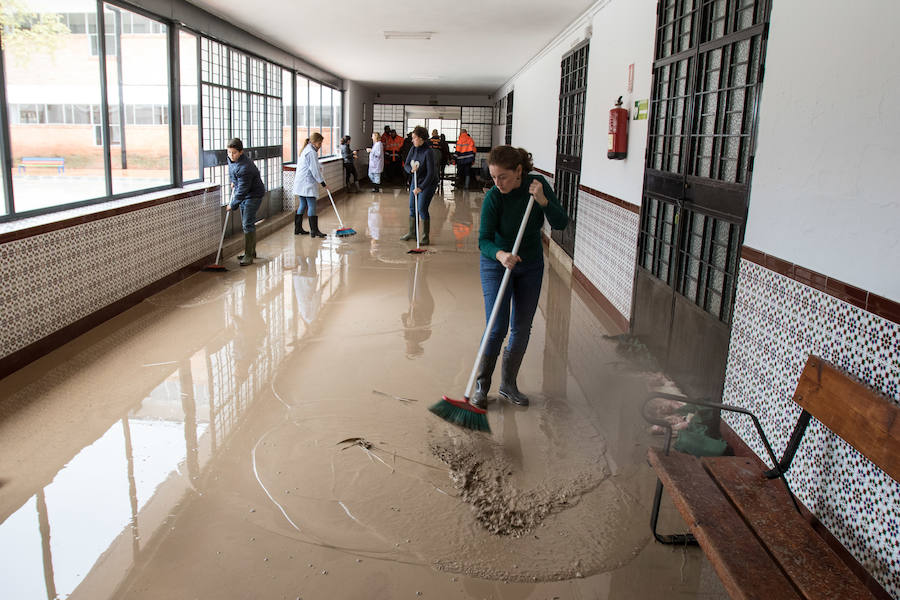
[0,184,220,245]
[578,184,641,214]
[571,265,629,334]
[741,245,899,325]
[532,167,641,215]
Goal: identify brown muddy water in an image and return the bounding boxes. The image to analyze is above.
[0,186,727,599]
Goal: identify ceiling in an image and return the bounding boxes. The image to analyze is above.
[184,0,598,94]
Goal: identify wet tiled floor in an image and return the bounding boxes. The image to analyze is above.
[0,183,727,599]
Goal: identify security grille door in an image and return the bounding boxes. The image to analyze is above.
[553,41,589,258]
[633,0,771,398]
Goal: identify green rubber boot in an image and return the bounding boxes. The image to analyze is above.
[239,231,255,266]
[400,216,416,241]
[420,218,430,246]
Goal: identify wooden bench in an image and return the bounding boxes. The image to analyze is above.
[643,354,899,600]
[18,157,65,174]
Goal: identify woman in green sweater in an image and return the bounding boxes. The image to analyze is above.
[471,146,569,409]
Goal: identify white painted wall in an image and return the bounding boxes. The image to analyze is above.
[508,41,569,171]
[345,80,376,140]
[579,0,655,204]
[745,0,900,301]
[495,0,655,198]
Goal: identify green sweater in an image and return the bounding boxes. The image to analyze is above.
[479,173,569,263]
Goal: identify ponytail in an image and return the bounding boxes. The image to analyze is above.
[302,132,325,152]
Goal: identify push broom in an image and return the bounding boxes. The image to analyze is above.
[407,169,427,255]
[428,193,536,433]
[326,188,356,237]
[202,199,231,272]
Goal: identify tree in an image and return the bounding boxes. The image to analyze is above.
[0,0,70,64]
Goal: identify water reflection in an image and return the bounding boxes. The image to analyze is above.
[0,236,349,599]
[401,257,433,358]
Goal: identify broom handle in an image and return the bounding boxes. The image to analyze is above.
[326,188,345,228]
[464,194,536,399]
[214,191,232,264]
[413,170,420,246]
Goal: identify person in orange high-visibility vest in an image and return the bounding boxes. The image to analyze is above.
[454,128,477,190]
[387,128,403,184]
[381,126,395,184]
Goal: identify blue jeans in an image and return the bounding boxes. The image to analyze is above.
[479,255,544,357]
[409,185,436,219]
[240,196,262,233]
[296,195,317,217]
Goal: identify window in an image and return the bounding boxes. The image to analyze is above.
[5,0,107,213]
[296,75,309,148]
[282,68,293,161]
[180,29,200,182]
[104,4,170,195]
[199,37,284,200]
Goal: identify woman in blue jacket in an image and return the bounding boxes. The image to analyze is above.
[401,126,438,245]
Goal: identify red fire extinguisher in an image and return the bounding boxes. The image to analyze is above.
[608,96,628,160]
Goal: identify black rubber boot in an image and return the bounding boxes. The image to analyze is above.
[294,213,308,235]
[239,232,255,266]
[420,218,430,245]
[400,216,416,241]
[498,349,529,406]
[309,215,326,238]
[469,353,499,409]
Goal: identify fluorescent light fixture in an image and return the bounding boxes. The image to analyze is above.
[384,31,433,40]
[410,74,440,81]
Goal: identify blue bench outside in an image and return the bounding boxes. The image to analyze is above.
[19,157,65,174]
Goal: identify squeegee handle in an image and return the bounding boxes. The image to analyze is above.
[326,188,345,228]
[464,195,536,398]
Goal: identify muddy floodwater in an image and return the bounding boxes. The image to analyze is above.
[0,186,727,599]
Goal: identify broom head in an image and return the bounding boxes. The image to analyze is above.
[202,263,227,272]
[407,247,427,254]
[336,227,356,237]
[428,395,491,432]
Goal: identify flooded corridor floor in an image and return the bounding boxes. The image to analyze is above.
[0,185,727,599]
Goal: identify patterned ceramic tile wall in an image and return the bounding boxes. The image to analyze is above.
[573,191,639,320]
[0,189,220,360]
[723,258,900,597]
[282,161,345,211]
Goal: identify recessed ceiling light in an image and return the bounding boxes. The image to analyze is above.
[384,31,433,40]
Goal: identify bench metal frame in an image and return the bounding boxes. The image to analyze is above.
[642,392,805,545]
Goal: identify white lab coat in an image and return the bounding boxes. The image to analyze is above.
[293,143,325,197]
[368,141,384,173]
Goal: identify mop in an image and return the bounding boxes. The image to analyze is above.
[429,194,537,433]
[202,203,230,272]
[326,188,356,236]
[407,169,427,254]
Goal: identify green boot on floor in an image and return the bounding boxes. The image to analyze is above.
[239,231,255,266]
[420,218,430,245]
[400,216,416,241]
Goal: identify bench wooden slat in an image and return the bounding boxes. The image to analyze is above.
[704,456,876,600]
[648,448,803,600]
[794,356,900,482]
